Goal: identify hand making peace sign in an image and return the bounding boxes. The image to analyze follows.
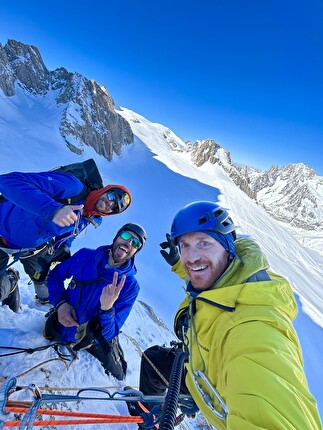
[100,271,126,311]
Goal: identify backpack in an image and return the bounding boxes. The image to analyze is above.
[0,158,103,205]
[51,158,103,205]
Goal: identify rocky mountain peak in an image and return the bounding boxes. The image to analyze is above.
[237,162,323,231]
[190,138,231,167]
[280,163,316,181]
[187,139,256,199]
[186,138,322,232]
[0,39,49,96]
[0,39,133,160]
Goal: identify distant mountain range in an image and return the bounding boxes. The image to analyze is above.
[1,39,322,245]
[181,139,323,233]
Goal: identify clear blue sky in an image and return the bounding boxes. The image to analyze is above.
[1,0,322,174]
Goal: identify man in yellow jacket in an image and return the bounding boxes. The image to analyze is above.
[135,201,322,430]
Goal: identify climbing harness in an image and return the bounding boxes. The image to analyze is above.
[0,243,48,275]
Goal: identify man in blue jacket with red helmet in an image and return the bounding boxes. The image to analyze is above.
[0,167,131,310]
[44,222,147,380]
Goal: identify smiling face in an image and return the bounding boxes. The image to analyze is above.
[108,230,140,266]
[95,192,116,214]
[179,231,229,290]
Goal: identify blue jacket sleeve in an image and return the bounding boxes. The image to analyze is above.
[0,171,84,223]
[98,278,140,341]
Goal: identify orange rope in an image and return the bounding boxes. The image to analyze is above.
[6,405,142,420]
[4,402,188,429]
[3,416,143,427]
[4,403,145,427]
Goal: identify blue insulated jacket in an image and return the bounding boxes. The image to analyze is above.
[0,170,99,248]
[47,245,140,343]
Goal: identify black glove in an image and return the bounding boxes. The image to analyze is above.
[159,233,180,266]
[73,316,101,351]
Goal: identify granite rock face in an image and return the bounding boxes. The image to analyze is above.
[236,163,323,230]
[186,139,322,231]
[0,40,133,159]
[189,139,256,199]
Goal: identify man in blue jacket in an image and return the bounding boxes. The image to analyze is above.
[0,168,131,310]
[44,222,147,380]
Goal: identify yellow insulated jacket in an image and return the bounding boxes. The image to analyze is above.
[173,238,322,430]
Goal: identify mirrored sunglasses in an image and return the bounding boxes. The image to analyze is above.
[106,191,117,210]
[119,231,141,249]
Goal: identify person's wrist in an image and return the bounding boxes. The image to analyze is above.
[172,257,180,265]
[100,307,114,313]
[55,300,67,311]
[169,253,180,265]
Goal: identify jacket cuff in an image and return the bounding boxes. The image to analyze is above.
[55,300,67,311]
[99,307,114,314]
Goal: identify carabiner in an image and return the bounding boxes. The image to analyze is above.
[193,370,228,420]
[27,383,42,399]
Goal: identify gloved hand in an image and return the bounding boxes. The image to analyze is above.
[159,233,180,266]
[73,316,101,351]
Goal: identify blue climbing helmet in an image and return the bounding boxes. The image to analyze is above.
[170,201,236,257]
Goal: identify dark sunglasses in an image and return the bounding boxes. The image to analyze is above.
[119,231,141,249]
[106,191,117,210]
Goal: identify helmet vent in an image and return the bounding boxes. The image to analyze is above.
[198,216,208,225]
[214,209,224,216]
